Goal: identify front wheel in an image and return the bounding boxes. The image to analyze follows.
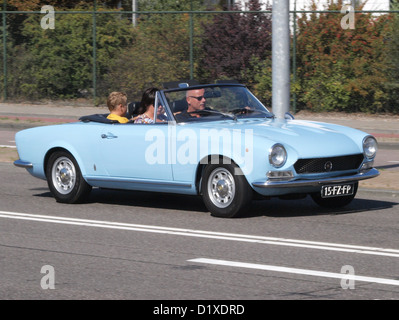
[46,151,92,203]
[311,182,358,208]
[201,163,252,218]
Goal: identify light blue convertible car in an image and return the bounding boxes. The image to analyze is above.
[14,83,379,218]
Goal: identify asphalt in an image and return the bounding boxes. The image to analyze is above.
[0,102,398,194]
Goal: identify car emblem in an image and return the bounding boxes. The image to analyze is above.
[324,161,333,172]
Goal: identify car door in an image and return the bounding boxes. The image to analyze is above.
[99,123,173,181]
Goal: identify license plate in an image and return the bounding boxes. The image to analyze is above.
[321,183,354,198]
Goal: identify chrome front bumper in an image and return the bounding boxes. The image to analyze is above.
[14,159,33,168]
[252,168,380,189]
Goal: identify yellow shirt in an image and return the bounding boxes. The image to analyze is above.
[107,114,129,123]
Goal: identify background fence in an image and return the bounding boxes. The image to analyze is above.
[1,0,398,114]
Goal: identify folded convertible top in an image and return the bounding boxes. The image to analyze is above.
[79,113,119,124]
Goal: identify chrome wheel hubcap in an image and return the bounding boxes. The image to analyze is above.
[208,168,235,208]
[52,157,76,194]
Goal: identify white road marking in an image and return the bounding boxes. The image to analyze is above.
[188,258,399,287]
[1,210,399,258]
[0,145,16,148]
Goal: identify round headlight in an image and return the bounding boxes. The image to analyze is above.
[363,136,377,159]
[269,144,287,168]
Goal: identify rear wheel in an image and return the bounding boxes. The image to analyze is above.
[311,182,358,208]
[46,151,92,203]
[201,163,252,218]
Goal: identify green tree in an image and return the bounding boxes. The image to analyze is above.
[252,57,272,108]
[7,0,125,10]
[11,7,133,99]
[295,0,390,113]
[137,0,204,11]
[102,13,195,100]
[199,0,272,86]
[102,0,209,100]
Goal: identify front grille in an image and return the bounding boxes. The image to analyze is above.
[294,154,364,174]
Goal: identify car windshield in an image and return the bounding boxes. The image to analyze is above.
[163,84,274,123]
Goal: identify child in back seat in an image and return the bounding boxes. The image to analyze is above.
[106,91,129,123]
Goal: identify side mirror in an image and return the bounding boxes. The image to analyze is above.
[285,112,295,120]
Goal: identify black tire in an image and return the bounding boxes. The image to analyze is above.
[311,182,358,208]
[201,163,252,218]
[46,151,92,203]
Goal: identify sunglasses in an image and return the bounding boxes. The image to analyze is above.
[189,95,205,101]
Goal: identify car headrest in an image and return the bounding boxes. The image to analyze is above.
[127,101,141,118]
[172,99,188,113]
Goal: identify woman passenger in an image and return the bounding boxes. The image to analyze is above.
[134,87,158,124]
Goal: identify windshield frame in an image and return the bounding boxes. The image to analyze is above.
[159,84,273,124]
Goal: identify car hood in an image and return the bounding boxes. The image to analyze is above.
[192,118,366,158]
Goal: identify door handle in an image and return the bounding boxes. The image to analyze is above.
[101,133,118,139]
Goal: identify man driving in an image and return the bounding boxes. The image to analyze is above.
[174,88,206,122]
[187,88,206,114]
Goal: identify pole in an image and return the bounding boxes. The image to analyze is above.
[189,0,194,80]
[2,0,7,101]
[292,0,297,114]
[132,0,137,27]
[92,0,97,103]
[272,0,290,119]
